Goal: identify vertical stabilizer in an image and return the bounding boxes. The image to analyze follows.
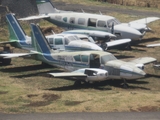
[36,0,58,14]
[6,14,29,48]
[30,23,53,54]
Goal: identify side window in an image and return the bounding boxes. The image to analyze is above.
[70,17,75,24]
[55,38,63,45]
[88,18,97,27]
[74,55,81,62]
[55,15,62,20]
[48,38,53,44]
[97,20,106,27]
[78,18,85,25]
[81,55,89,63]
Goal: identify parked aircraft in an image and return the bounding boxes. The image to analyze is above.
[19,0,160,40]
[2,14,131,52]
[0,23,155,87]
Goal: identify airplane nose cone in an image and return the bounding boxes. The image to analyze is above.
[120,65,146,79]
[114,24,143,40]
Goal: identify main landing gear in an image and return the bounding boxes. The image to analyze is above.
[122,79,129,88]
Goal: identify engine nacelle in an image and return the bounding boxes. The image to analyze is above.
[84,68,108,82]
[136,64,144,70]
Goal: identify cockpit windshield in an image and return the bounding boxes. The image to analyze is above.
[107,19,121,28]
[65,35,81,44]
[101,54,117,64]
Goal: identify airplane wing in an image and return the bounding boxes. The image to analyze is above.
[0,53,36,59]
[130,17,160,24]
[62,30,116,38]
[49,72,87,78]
[129,57,156,65]
[18,15,50,21]
[106,39,131,48]
[146,43,160,47]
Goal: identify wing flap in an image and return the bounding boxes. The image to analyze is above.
[18,15,50,21]
[129,57,156,65]
[130,17,160,24]
[49,72,87,78]
[106,39,131,47]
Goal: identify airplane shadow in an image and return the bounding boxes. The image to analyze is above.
[0,64,53,73]
[145,73,160,79]
[131,37,160,46]
[115,55,135,59]
[45,79,150,91]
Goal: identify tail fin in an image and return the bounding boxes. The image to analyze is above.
[30,23,53,54]
[36,0,58,14]
[6,14,29,48]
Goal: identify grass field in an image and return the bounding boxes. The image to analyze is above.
[0,0,160,113]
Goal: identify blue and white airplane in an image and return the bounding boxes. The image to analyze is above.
[1,23,156,87]
[19,0,160,40]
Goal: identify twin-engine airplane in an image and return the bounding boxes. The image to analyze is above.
[19,0,160,40]
[0,23,156,87]
[1,14,131,52]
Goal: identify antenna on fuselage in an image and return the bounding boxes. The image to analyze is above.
[81,9,85,13]
[51,30,55,35]
[99,11,103,15]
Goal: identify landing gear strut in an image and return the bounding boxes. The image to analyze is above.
[122,79,129,88]
[74,80,82,86]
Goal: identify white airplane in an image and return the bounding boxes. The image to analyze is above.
[0,23,156,87]
[2,14,132,52]
[19,0,160,40]
[146,43,160,47]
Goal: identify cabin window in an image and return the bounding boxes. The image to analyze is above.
[48,38,54,44]
[97,20,106,27]
[55,15,62,20]
[55,38,63,45]
[70,17,75,24]
[88,18,97,27]
[63,17,67,22]
[78,18,85,25]
[74,55,81,62]
[81,55,89,63]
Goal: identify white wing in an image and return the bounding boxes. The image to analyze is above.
[130,17,160,24]
[129,57,156,65]
[49,72,87,78]
[18,15,50,21]
[146,43,160,47]
[106,39,131,47]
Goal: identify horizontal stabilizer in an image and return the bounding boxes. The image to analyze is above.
[146,43,160,47]
[0,53,36,59]
[129,57,156,65]
[106,39,131,47]
[18,15,50,21]
[130,17,160,24]
[0,41,17,45]
[49,72,87,78]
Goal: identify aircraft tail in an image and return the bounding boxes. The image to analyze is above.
[36,0,59,14]
[30,23,53,54]
[6,14,29,48]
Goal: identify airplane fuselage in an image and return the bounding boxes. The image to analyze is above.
[44,12,142,40]
[34,50,145,81]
